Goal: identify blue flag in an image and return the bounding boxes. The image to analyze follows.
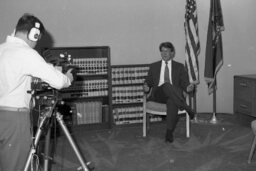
[204,0,225,95]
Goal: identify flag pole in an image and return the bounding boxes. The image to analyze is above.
[193,86,197,119]
[192,85,208,124]
[191,86,199,122]
[210,87,218,124]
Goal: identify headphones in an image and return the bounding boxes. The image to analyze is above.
[28,22,41,41]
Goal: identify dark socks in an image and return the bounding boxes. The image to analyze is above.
[165,129,174,143]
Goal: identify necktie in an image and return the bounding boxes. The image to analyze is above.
[164,61,170,83]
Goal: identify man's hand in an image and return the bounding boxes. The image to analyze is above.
[143,82,150,93]
[186,83,195,93]
[65,68,74,83]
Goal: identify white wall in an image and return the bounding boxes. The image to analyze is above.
[1,0,256,114]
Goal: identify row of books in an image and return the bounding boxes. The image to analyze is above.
[72,57,108,75]
[113,106,143,119]
[113,106,163,125]
[61,79,108,99]
[113,106,142,125]
[72,101,103,125]
[112,66,149,85]
[112,86,144,104]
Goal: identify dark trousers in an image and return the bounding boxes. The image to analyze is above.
[150,83,186,132]
[0,110,31,171]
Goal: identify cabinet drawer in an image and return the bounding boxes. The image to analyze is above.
[234,98,253,116]
[234,78,255,101]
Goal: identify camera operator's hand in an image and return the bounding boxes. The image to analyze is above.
[65,68,74,83]
[55,66,63,72]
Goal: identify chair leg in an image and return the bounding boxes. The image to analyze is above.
[248,136,256,163]
[186,113,190,138]
[143,112,146,137]
[146,114,150,130]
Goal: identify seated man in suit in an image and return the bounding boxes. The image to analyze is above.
[144,41,195,143]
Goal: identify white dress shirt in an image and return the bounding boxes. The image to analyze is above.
[0,36,71,108]
[158,60,172,86]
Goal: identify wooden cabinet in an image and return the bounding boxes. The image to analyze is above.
[43,46,112,130]
[234,75,256,125]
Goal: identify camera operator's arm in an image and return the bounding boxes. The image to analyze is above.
[65,68,74,83]
[55,65,73,83]
[23,50,72,89]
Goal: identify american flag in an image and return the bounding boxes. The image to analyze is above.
[184,0,200,85]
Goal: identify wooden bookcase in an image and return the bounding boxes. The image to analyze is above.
[43,46,112,130]
[111,64,153,126]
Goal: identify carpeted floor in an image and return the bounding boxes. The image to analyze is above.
[48,113,256,171]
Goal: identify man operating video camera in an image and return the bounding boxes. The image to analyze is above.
[0,13,73,171]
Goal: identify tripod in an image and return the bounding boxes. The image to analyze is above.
[23,98,93,171]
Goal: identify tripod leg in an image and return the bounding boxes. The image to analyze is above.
[23,115,49,171]
[55,112,91,171]
[43,125,52,171]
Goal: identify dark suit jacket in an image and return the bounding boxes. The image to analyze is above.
[145,60,189,100]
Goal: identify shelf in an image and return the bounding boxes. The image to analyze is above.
[112,82,144,86]
[71,122,111,131]
[112,102,143,106]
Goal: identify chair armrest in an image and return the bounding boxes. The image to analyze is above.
[143,86,191,108]
[143,86,152,100]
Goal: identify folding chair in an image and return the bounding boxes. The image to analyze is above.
[142,92,190,138]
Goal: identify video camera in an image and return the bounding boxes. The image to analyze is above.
[42,49,74,73]
[30,49,77,106]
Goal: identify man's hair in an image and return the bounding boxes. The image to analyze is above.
[159,42,175,53]
[15,13,45,36]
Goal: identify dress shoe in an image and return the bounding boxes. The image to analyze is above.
[165,137,174,143]
[180,105,195,120]
[187,108,195,120]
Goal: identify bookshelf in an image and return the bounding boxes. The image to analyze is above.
[111,64,151,126]
[43,46,112,130]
